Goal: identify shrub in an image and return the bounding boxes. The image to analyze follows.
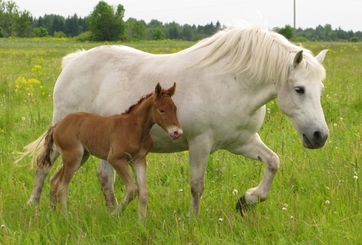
[350,37,359,42]
[31,27,48,37]
[53,31,66,38]
[75,31,93,42]
[152,28,166,40]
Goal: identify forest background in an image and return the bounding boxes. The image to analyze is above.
[0,0,361,42]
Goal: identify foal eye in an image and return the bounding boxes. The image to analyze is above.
[294,86,305,94]
[158,109,164,113]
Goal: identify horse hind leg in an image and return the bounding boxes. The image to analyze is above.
[27,147,59,205]
[97,159,117,209]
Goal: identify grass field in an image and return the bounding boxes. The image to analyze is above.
[0,38,361,244]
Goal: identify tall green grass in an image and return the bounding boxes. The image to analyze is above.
[0,38,361,244]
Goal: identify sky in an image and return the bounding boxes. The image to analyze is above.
[14,0,362,32]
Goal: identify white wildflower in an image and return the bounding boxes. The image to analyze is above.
[232,189,238,195]
[282,203,288,211]
[325,200,330,205]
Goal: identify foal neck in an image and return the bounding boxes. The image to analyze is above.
[125,93,156,131]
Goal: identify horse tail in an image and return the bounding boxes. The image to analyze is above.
[37,126,55,168]
[62,49,85,69]
[14,131,47,168]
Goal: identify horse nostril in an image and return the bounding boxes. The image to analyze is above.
[313,131,322,141]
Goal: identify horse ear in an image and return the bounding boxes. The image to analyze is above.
[315,49,328,63]
[155,82,162,98]
[168,83,176,96]
[293,50,303,68]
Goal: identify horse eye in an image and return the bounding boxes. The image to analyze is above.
[295,86,305,94]
[158,109,164,113]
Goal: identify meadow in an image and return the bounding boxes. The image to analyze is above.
[0,37,361,244]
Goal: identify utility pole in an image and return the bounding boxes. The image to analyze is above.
[293,0,296,37]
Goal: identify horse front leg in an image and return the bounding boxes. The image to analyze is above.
[131,157,148,219]
[227,133,280,216]
[188,135,213,217]
[97,159,117,209]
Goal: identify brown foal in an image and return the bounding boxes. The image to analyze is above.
[35,83,182,218]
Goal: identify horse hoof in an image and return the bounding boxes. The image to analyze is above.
[235,195,250,216]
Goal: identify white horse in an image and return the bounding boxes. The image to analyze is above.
[22,26,328,216]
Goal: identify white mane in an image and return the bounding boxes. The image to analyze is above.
[189,26,326,83]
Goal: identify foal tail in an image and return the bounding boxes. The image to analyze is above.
[15,131,47,168]
[15,126,55,169]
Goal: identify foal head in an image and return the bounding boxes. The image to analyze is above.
[153,83,183,140]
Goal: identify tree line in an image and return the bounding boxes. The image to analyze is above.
[0,0,360,42]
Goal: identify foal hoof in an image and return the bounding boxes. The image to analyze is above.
[235,195,252,216]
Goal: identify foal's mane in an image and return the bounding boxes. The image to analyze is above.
[188,26,326,83]
[121,88,173,115]
[121,92,154,115]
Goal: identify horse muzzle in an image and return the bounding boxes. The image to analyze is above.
[302,130,328,149]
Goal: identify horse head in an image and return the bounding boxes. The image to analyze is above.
[277,50,328,149]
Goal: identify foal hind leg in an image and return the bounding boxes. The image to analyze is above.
[112,157,138,215]
[50,148,84,212]
[27,148,59,205]
[227,133,280,216]
[97,159,117,209]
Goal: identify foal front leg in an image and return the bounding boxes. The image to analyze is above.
[112,157,138,215]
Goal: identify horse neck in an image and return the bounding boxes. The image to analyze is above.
[235,74,278,111]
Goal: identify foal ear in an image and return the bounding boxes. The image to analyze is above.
[155,82,162,97]
[293,50,303,68]
[167,82,177,96]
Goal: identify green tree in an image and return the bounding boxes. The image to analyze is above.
[126,18,146,39]
[182,24,192,40]
[15,10,31,37]
[3,0,18,36]
[50,15,65,35]
[278,24,294,40]
[88,1,125,41]
[65,14,80,37]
